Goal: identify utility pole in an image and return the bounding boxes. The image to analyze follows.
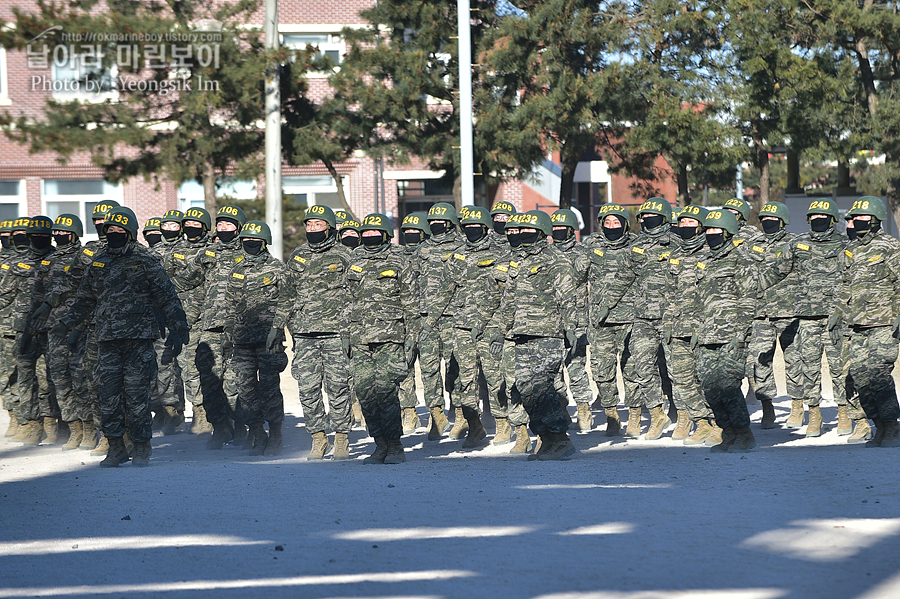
[458,0,474,206]
[265,0,283,259]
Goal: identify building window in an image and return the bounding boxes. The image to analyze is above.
[396,177,454,219]
[51,48,116,101]
[0,48,9,105]
[42,179,123,239]
[178,178,258,212]
[282,175,346,209]
[283,33,344,72]
[0,180,26,222]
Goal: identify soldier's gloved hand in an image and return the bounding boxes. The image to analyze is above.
[419,322,433,343]
[30,302,52,331]
[162,332,183,365]
[690,331,698,351]
[471,327,483,344]
[66,329,81,354]
[404,337,416,365]
[266,326,284,353]
[664,327,673,345]
[565,329,577,359]
[222,329,235,358]
[489,334,504,358]
[827,314,841,347]
[155,310,167,339]
[341,335,351,359]
[595,305,610,327]
[50,321,68,340]
[726,337,741,353]
[893,314,900,337]
[171,322,190,345]
[17,332,33,356]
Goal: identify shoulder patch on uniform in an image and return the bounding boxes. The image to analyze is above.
[509,261,519,269]
[328,263,338,271]
[530,265,541,274]
[496,265,508,272]
[752,245,765,254]
[593,248,604,257]
[632,246,645,255]
[732,239,744,246]
[350,265,363,273]
[83,249,94,257]
[658,251,671,261]
[697,262,706,269]
[444,252,453,260]
[41,260,51,266]
[205,250,216,257]
[797,243,810,251]
[293,255,307,264]
[477,259,495,267]
[1,264,9,270]
[173,253,185,260]
[453,253,466,261]
[669,258,680,265]
[845,249,853,258]
[234,256,244,263]
[263,276,272,285]
[232,272,244,280]
[64,266,69,272]
[17,262,30,270]
[776,251,782,258]
[92,262,105,268]
[380,269,397,277]
[869,254,882,262]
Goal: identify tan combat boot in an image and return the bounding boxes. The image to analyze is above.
[704,421,724,447]
[462,410,487,449]
[605,407,621,437]
[333,433,350,460]
[492,417,512,445]
[527,433,552,461]
[5,410,18,437]
[427,406,450,441]
[42,417,59,444]
[785,399,805,428]
[99,436,129,467]
[307,431,330,460]
[248,422,269,456]
[265,421,283,456]
[131,441,152,467]
[866,419,885,448]
[684,419,713,445]
[727,427,757,452]
[161,406,184,436]
[190,405,213,435]
[836,405,852,436]
[880,420,900,448]
[10,419,29,442]
[351,400,365,429]
[510,425,532,453]
[710,426,737,452]
[21,420,44,445]
[576,403,593,433]
[645,406,671,440]
[537,432,577,461]
[625,407,642,438]
[448,407,468,440]
[91,433,109,456]
[760,399,776,429]
[847,419,872,444]
[80,421,97,450]
[402,408,420,435]
[363,436,389,464]
[384,438,406,464]
[123,431,135,458]
[806,406,823,438]
[62,421,83,451]
[207,419,234,450]
[671,411,692,441]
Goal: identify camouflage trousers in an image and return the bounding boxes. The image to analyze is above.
[151,337,184,412]
[350,341,407,439]
[749,317,802,402]
[232,343,287,426]
[664,336,712,421]
[843,326,900,422]
[418,318,458,410]
[399,341,419,409]
[1,334,19,416]
[629,318,670,410]
[77,326,101,428]
[796,317,845,407]
[500,338,530,426]
[510,336,569,436]
[48,330,89,422]
[589,323,638,409]
[292,334,352,435]
[697,343,750,430]
[195,329,237,426]
[176,333,202,408]
[97,339,157,443]
[16,332,56,422]
[451,326,507,417]
[555,334,592,406]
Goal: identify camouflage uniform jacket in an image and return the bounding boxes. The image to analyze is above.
[735,223,764,245]
[493,239,577,339]
[585,231,638,325]
[439,234,510,333]
[769,228,846,318]
[747,229,798,319]
[62,242,186,342]
[696,239,758,345]
[343,244,419,345]
[552,236,591,335]
[172,237,243,330]
[616,227,679,321]
[274,235,351,336]
[223,250,285,345]
[836,230,900,327]
[488,230,508,251]
[663,233,709,338]
[164,235,211,328]
[32,241,85,332]
[413,230,465,318]
[0,245,55,333]
[0,246,26,336]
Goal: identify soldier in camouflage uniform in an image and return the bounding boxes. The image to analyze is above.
[344,213,420,464]
[0,216,56,445]
[489,201,516,248]
[1,218,24,438]
[663,205,719,444]
[143,217,163,248]
[491,210,578,460]
[694,209,759,452]
[339,219,361,250]
[223,221,289,456]
[415,202,464,440]
[549,209,592,432]
[749,201,803,429]
[29,214,90,450]
[273,205,353,460]
[585,204,640,437]
[55,207,189,467]
[829,196,900,447]
[398,212,429,435]
[723,198,764,245]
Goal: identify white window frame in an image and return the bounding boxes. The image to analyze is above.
[0,180,27,220]
[177,178,258,213]
[282,175,349,208]
[281,24,356,79]
[0,48,10,106]
[50,49,118,103]
[41,179,124,242]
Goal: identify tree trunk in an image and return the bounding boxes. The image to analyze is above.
[322,158,354,215]
[755,146,769,210]
[675,164,691,207]
[558,141,583,210]
[453,174,462,211]
[203,160,217,215]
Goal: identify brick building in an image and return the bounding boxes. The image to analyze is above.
[0,0,675,240]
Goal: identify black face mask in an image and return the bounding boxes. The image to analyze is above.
[602,226,625,241]
[183,225,204,240]
[507,231,522,248]
[706,232,726,250]
[93,220,104,236]
[31,235,51,250]
[493,220,506,235]
[641,214,665,231]
[0,236,9,249]
[404,231,425,246]
[552,228,573,242]
[761,219,782,235]
[106,231,129,248]
[242,239,264,255]
[853,218,873,237]
[464,225,486,243]
[306,230,329,245]
[809,217,832,233]
[846,227,858,241]
[217,229,237,243]
[676,225,700,241]
[430,221,448,236]
[519,230,540,247]
[341,234,360,249]
[145,233,163,247]
[54,233,74,247]
[12,233,28,249]
[162,229,180,241]
[362,233,385,249]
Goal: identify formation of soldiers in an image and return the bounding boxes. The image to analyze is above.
[3,192,899,466]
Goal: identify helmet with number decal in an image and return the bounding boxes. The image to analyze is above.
[723,198,751,222]
[551,209,579,229]
[759,201,790,225]
[303,204,336,229]
[143,217,162,233]
[459,206,492,229]
[523,209,553,237]
[11,216,30,233]
[677,205,708,222]
[401,212,430,235]
[0,219,12,234]
[28,215,54,236]
[426,202,459,225]
[342,218,360,233]
[637,197,673,222]
[216,205,246,227]
[597,203,631,230]
[52,213,83,237]
[702,208,739,235]
[91,200,120,222]
[490,201,517,217]
[359,213,394,237]
[334,209,351,226]
[806,198,839,221]
[239,220,272,244]
[161,209,183,226]
[846,195,888,221]
[182,206,212,231]
[102,207,139,240]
